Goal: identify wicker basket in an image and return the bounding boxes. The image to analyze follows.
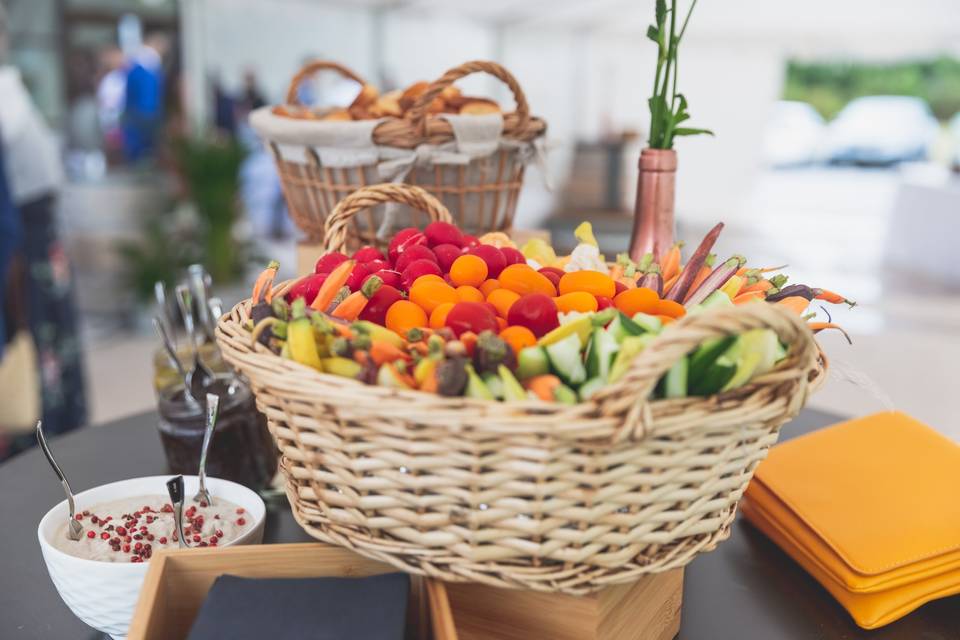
[253,59,547,246]
[217,185,825,595]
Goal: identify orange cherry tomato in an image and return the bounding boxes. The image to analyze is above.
[558,270,616,298]
[486,288,521,318]
[429,302,455,329]
[385,300,427,335]
[449,254,489,287]
[499,325,537,354]
[455,285,485,303]
[614,287,660,316]
[554,291,599,314]
[498,264,557,297]
[479,279,501,297]
[409,279,459,314]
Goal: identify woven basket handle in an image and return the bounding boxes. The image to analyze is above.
[595,303,821,444]
[284,60,367,105]
[406,60,531,135]
[322,184,455,254]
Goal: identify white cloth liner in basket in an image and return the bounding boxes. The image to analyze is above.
[249,107,550,238]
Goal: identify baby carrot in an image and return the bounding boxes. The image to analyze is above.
[776,296,810,316]
[662,272,680,296]
[739,279,774,295]
[808,322,852,344]
[660,242,683,282]
[311,260,355,311]
[251,260,279,303]
[330,275,383,321]
[734,290,765,305]
[369,340,409,365]
[815,289,856,307]
[525,374,561,402]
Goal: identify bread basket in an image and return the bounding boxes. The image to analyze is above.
[250,60,547,247]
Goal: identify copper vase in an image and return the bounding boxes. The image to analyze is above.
[629,148,677,261]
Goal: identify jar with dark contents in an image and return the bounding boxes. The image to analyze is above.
[157,375,277,491]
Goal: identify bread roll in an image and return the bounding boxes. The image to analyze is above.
[458,99,500,116]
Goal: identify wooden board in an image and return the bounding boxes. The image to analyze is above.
[442,569,683,640]
[128,543,454,640]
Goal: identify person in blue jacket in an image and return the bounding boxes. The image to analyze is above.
[0,129,22,362]
[122,32,170,162]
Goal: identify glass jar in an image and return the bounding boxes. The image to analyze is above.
[157,375,277,492]
[152,342,228,394]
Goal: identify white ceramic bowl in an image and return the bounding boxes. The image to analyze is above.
[38,475,265,640]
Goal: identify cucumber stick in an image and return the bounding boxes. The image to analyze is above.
[545,333,587,385]
[688,335,736,388]
[608,334,656,383]
[585,328,619,382]
[663,357,689,398]
[578,377,605,401]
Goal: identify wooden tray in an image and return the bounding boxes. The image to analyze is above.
[128,542,682,640]
[127,543,453,640]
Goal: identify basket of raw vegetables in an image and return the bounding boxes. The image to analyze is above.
[216,183,843,595]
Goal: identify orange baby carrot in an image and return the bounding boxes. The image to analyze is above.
[808,322,852,344]
[734,290,765,305]
[815,289,856,307]
[525,374,561,402]
[251,260,279,303]
[660,242,683,282]
[369,340,410,366]
[311,260,355,311]
[739,279,773,295]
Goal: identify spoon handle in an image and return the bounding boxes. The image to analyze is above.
[36,422,78,521]
[165,476,189,548]
[198,394,220,498]
[153,317,188,379]
[174,285,199,353]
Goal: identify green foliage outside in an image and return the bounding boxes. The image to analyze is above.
[784,56,960,122]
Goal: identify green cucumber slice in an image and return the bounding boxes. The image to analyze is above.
[545,333,587,385]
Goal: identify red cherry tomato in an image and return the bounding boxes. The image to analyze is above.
[444,302,499,337]
[506,293,560,338]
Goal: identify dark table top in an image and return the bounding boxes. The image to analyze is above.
[2,409,958,639]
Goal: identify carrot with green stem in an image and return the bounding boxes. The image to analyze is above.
[660,242,684,282]
[665,224,724,302]
[734,290,765,305]
[815,289,857,308]
[251,260,279,303]
[330,276,382,321]
[369,340,410,366]
[310,259,355,312]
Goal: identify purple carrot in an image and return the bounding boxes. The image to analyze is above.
[683,256,745,307]
[765,284,820,303]
[638,264,663,296]
[665,222,724,302]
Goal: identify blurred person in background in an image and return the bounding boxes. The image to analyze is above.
[123,31,169,162]
[0,4,88,457]
[97,45,128,164]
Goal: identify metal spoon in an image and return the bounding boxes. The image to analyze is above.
[36,421,84,541]
[175,284,215,400]
[165,475,189,549]
[152,316,201,408]
[194,394,219,505]
[187,264,214,341]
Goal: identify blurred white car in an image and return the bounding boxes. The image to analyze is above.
[824,96,939,166]
[763,101,826,167]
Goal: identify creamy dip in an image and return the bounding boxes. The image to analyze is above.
[52,495,249,563]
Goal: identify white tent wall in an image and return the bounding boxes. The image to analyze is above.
[181,0,960,231]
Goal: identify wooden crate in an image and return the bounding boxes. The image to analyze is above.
[127,543,453,640]
[440,570,683,640]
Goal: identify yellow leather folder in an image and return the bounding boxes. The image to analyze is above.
[742,411,960,629]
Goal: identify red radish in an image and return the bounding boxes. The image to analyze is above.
[433,243,462,272]
[537,268,561,288]
[614,280,628,295]
[596,295,614,311]
[352,246,385,263]
[285,273,327,303]
[358,285,403,325]
[344,262,371,291]
[394,245,437,273]
[367,269,401,289]
[507,293,560,337]
[538,266,564,278]
[314,252,348,274]
[501,246,526,266]
[388,228,427,263]
[424,221,463,248]
[444,302,498,337]
[461,234,479,248]
[401,259,442,290]
[468,245,507,278]
[362,259,390,275]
